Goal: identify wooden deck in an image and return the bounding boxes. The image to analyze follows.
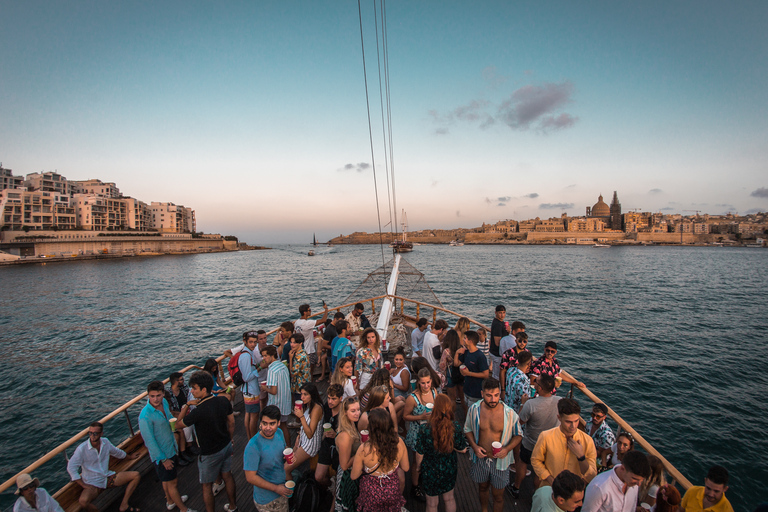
[103,388,536,512]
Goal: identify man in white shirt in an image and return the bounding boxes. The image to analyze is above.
[423,319,448,373]
[66,422,141,512]
[531,470,585,512]
[582,451,650,512]
[294,303,328,375]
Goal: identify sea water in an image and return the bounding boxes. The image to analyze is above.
[1,245,766,510]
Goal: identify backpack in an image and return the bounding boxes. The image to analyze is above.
[289,473,333,512]
[227,350,253,388]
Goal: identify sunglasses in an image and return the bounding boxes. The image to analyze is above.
[544,349,556,354]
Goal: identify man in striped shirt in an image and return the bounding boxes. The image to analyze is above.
[260,345,292,442]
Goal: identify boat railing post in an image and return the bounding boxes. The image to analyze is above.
[432,309,437,324]
[370,299,376,315]
[399,298,404,315]
[123,409,135,436]
[416,303,420,319]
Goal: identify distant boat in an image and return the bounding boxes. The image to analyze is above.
[308,249,315,256]
[312,233,318,246]
[593,243,610,248]
[389,209,413,253]
[449,240,464,246]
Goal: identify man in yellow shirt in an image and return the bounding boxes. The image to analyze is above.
[531,398,597,487]
[681,465,733,512]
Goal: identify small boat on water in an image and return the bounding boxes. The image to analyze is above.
[449,240,464,246]
[593,243,610,248]
[389,209,413,253]
[308,249,315,256]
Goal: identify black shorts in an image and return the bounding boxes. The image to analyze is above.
[317,438,338,467]
[519,445,532,466]
[154,455,179,482]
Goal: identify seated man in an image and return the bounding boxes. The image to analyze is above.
[582,403,615,467]
[13,474,64,512]
[531,398,597,488]
[66,422,141,512]
[681,465,733,512]
[582,450,651,512]
[531,470,585,512]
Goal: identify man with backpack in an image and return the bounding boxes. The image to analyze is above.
[228,331,260,440]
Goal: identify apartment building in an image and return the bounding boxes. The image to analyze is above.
[24,172,72,196]
[1,166,23,190]
[150,202,196,233]
[0,188,76,230]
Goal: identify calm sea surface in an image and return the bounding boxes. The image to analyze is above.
[1,245,766,510]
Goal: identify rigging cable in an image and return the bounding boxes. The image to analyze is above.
[380,0,398,236]
[373,0,395,239]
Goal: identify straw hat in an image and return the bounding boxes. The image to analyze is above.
[15,474,39,495]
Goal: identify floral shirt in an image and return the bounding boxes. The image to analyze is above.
[504,367,532,413]
[587,418,615,450]
[290,348,310,393]
[355,347,380,375]
[530,355,561,395]
[499,347,531,374]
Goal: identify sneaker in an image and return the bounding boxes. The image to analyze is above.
[177,456,190,467]
[212,480,226,496]
[506,484,520,498]
[223,504,237,512]
[410,485,426,503]
[167,496,188,510]
[180,452,195,463]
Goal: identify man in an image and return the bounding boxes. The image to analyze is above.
[243,405,292,512]
[499,321,526,361]
[501,350,533,413]
[411,318,429,357]
[166,372,196,462]
[226,331,261,440]
[530,342,585,394]
[319,312,345,381]
[344,302,366,345]
[138,381,195,512]
[288,333,311,396]
[66,422,140,512]
[582,403,615,466]
[508,374,561,498]
[499,331,530,375]
[681,465,733,512]
[531,398,597,488]
[295,303,329,374]
[582,450,651,512]
[456,330,490,406]
[14,474,65,512]
[531,470,586,512]
[260,345,292,441]
[315,383,343,486]
[226,330,270,411]
[274,321,294,362]
[331,320,354,371]
[423,319,448,373]
[489,305,510,379]
[464,378,522,512]
[176,371,237,512]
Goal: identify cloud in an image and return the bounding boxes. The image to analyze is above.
[485,197,492,205]
[523,193,539,199]
[482,66,508,88]
[338,162,370,173]
[497,82,578,132]
[649,188,663,194]
[751,187,768,198]
[745,208,764,214]
[497,203,506,207]
[434,127,449,135]
[498,196,512,202]
[539,113,577,131]
[539,202,574,209]
[456,210,461,217]
[660,207,675,211]
[565,184,577,189]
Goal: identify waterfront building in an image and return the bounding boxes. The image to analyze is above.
[23,172,72,196]
[0,188,76,231]
[1,166,23,190]
[70,179,121,198]
[567,217,606,232]
[150,202,196,233]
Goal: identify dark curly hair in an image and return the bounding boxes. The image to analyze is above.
[367,408,399,470]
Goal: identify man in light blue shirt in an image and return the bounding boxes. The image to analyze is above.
[531,470,585,512]
[243,406,292,512]
[260,345,292,442]
[410,318,429,357]
[138,381,195,512]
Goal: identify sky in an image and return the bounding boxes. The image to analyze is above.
[1,1,767,244]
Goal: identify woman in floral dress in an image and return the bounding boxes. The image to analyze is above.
[355,328,381,389]
[414,394,468,512]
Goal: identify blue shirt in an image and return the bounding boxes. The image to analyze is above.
[266,360,292,415]
[411,327,427,354]
[331,336,354,370]
[243,429,287,504]
[237,347,259,396]
[138,398,178,463]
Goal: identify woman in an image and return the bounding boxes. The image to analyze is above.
[284,383,324,477]
[360,369,404,423]
[439,329,465,414]
[355,327,381,389]
[357,385,397,433]
[410,356,442,393]
[202,358,234,403]
[332,357,357,399]
[390,347,411,399]
[607,432,634,467]
[414,394,468,512]
[651,485,681,512]
[351,408,410,512]
[403,367,438,501]
[638,455,666,510]
[335,397,362,512]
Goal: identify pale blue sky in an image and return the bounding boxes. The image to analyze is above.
[1,1,767,243]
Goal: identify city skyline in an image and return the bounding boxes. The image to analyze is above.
[2,1,767,243]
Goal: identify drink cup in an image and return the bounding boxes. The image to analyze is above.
[323,423,332,433]
[640,504,651,511]
[381,338,387,350]
[491,441,502,457]
[283,448,295,464]
[384,361,391,370]
[295,400,303,410]
[460,364,467,372]
[410,379,417,390]
[360,430,369,442]
[351,376,357,387]
[285,480,295,497]
[260,380,267,388]
[425,403,434,414]
[555,375,563,388]
[226,385,233,393]
[169,418,177,432]
[505,321,509,331]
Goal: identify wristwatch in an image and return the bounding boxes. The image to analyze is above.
[577,455,586,462]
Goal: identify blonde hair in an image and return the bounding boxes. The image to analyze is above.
[331,357,353,388]
[455,317,471,337]
[338,397,361,441]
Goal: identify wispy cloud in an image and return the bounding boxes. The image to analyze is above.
[430,78,578,134]
[649,188,663,194]
[660,207,675,211]
[751,187,768,198]
[338,162,370,173]
[523,193,539,199]
[498,196,512,202]
[745,208,764,214]
[456,210,461,217]
[539,202,574,209]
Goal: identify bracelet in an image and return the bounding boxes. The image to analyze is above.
[577,455,586,462]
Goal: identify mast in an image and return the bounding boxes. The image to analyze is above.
[375,253,401,352]
[313,233,317,246]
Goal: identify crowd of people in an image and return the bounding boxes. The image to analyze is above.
[15,303,742,512]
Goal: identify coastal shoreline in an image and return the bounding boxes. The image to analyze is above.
[0,246,270,266]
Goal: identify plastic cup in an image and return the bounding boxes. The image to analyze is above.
[555,375,563,387]
[505,321,509,331]
[384,361,391,370]
[226,385,233,393]
[460,364,467,371]
[360,430,369,442]
[640,504,652,511]
[410,379,417,390]
[491,441,502,457]
[283,448,295,464]
[295,400,303,410]
[169,418,177,432]
[381,338,387,350]
[351,376,357,387]
[260,380,267,388]
[285,480,295,497]
[323,423,332,433]
[425,403,434,413]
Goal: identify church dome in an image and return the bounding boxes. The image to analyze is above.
[591,194,610,217]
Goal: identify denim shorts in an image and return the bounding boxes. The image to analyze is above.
[198,443,233,484]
